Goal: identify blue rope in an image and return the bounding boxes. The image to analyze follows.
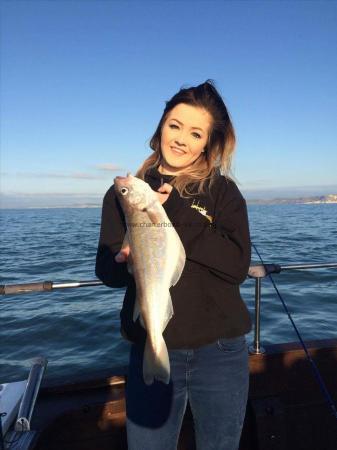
[251,243,337,420]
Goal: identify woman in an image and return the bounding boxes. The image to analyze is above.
[95,80,252,450]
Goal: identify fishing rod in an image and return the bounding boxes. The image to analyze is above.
[0,280,103,296]
[1,262,336,296]
[250,244,337,421]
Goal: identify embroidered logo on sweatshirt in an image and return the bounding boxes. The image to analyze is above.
[191,200,213,223]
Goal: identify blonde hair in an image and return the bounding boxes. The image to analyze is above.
[136,80,236,197]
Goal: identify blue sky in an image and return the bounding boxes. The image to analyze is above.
[1,0,337,207]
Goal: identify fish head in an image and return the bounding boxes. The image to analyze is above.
[114,174,156,212]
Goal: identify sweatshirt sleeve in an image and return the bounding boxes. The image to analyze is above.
[95,185,130,288]
[162,178,251,284]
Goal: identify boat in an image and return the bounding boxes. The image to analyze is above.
[1,262,337,449]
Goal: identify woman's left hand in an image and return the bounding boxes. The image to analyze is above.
[155,183,173,204]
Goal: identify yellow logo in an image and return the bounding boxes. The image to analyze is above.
[191,200,213,223]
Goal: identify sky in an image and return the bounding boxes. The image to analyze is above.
[1,0,337,207]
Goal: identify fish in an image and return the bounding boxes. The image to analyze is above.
[114,174,186,385]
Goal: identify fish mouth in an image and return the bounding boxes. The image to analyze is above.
[114,173,133,185]
[114,176,125,185]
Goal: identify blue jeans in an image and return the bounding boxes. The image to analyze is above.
[126,335,249,450]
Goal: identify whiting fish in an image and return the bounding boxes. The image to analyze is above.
[114,174,186,385]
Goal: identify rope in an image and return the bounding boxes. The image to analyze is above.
[252,243,337,420]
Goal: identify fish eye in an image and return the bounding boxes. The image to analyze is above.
[121,187,128,195]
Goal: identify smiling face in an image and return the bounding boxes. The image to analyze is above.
[159,103,212,175]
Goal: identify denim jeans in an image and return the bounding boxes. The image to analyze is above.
[126,335,249,450]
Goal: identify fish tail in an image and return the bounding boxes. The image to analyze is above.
[143,335,170,385]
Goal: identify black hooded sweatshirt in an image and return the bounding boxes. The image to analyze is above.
[95,167,252,349]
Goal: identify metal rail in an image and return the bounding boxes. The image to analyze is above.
[1,262,336,355]
[247,262,337,354]
[1,262,336,296]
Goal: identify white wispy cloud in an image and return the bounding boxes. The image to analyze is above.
[3,164,123,180]
[241,179,274,187]
[95,163,123,172]
[1,192,102,197]
[8,171,107,180]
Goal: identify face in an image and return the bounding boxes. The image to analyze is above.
[159,103,212,175]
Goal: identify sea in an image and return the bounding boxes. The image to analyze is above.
[1,204,336,383]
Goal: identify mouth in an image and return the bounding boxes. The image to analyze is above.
[114,176,129,190]
[170,146,186,155]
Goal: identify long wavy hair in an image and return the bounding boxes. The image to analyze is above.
[136,79,236,197]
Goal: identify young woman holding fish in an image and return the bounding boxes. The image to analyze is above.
[96,80,251,450]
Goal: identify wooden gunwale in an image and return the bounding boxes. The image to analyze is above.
[23,338,337,450]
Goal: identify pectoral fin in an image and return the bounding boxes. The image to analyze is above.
[146,208,161,225]
[171,242,186,286]
[162,292,174,331]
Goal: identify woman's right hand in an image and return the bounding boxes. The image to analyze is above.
[155,183,173,204]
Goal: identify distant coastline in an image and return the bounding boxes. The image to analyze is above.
[1,194,337,209]
[247,194,337,205]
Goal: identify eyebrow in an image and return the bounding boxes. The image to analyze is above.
[169,118,205,133]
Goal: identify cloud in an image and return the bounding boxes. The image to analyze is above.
[48,172,102,180]
[240,179,274,187]
[95,163,123,172]
[3,164,123,180]
[8,171,105,180]
[1,192,101,197]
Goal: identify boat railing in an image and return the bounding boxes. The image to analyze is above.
[247,262,337,354]
[1,262,336,355]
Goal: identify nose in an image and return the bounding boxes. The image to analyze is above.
[174,130,187,147]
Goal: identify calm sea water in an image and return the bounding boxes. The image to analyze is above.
[1,204,336,382]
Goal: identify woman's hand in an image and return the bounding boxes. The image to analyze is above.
[156,182,173,204]
[115,246,130,263]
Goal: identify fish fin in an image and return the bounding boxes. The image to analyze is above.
[162,292,174,331]
[146,208,161,225]
[171,242,186,286]
[133,298,141,322]
[133,298,146,328]
[143,335,170,385]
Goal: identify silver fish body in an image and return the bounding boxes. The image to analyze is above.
[114,174,186,385]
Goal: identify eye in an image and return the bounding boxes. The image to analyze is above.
[169,124,179,129]
[192,132,201,139]
[121,187,128,196]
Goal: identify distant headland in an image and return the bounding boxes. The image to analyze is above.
[1,193,337,209]
[247,194,337,205]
